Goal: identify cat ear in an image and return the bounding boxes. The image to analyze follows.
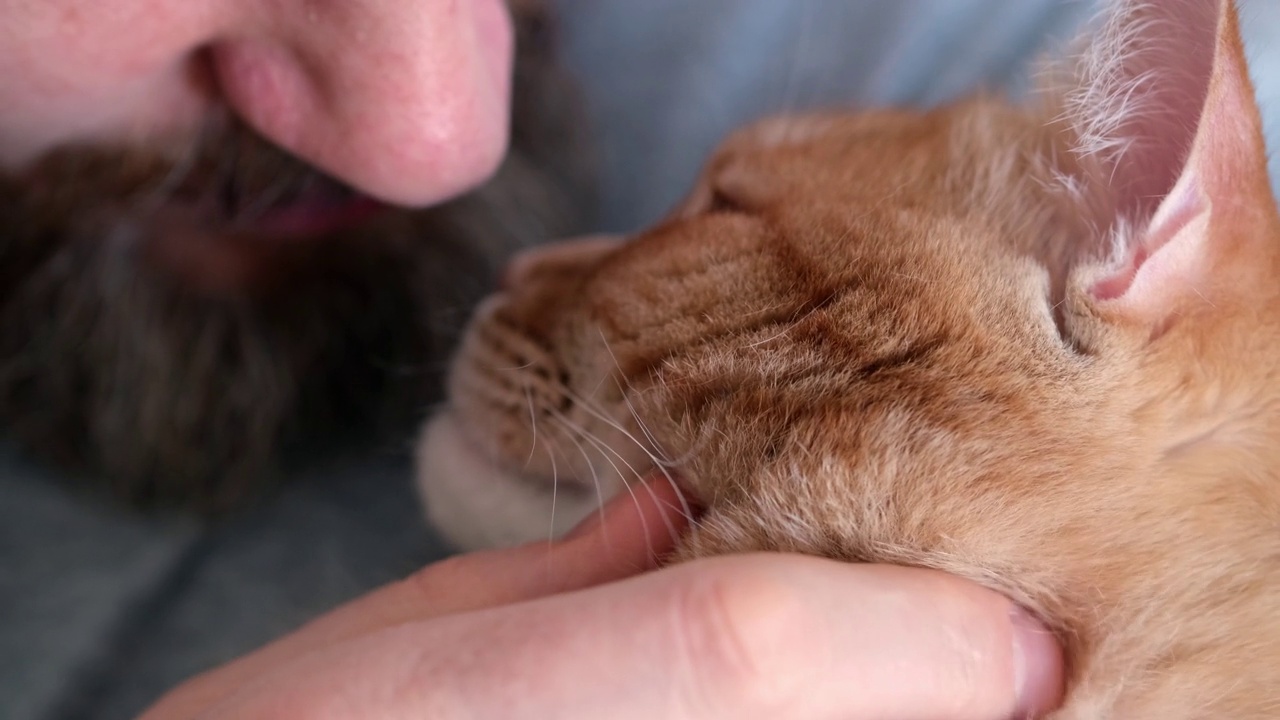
[1060,0,1276,321]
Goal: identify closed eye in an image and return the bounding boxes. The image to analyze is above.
[706,187,749,215]
[673,179,755,220]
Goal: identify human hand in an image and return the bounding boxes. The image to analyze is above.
[139,479,1064,720]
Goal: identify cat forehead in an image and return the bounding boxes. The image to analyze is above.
[572,98,1076,391]
[702,100,1044,209]
[589,213,1070,405]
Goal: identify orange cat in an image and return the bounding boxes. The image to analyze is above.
[416,0,1280,715]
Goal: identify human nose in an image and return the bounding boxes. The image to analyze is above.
[209,0,515,207]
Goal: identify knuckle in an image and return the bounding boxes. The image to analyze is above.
[668,563,809,716]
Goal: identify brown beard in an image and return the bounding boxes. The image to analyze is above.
[0,3,595,512]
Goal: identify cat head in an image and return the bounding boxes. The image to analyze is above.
[417,0,1280,556]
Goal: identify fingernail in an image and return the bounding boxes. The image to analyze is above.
[1009,606,1065,718]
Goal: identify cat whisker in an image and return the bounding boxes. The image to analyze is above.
[744,324,794,349]
[560,414,690,546]
[522,384,541,469]
[551,410,644,489]
[533,416,585,545]
[552,413,610,535]
[604,377,702,531]
[736,296,797,320]
[518,382,562,544]
[560,384,688,486]
[543,428,561,546]
[613,381,657,446]
[593,327,673,461]
[550,411,696,553]
[552,413,658,549]
[560,383,665,462]
[556,388,698,535]
[737,291,843,352]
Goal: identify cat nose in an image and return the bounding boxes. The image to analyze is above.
[208,0,514,207]
[500,235,625,290]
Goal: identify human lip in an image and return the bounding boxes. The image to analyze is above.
[246,189,387,239]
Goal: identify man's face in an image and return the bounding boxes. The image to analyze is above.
[0,0,578,509]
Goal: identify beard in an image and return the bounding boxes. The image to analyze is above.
[0,4,594,512]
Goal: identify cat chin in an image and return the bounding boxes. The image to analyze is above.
[414,413,603,551]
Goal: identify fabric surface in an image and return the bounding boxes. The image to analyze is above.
[5,2,1279,718]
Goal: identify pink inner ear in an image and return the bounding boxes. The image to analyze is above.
[1070,0,1220,222]
[1090,175,1208,301]
[1090,248,1145,302]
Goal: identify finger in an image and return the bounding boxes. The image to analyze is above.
[329,472,691,628]
[139,476,691,720]
[205,554,1064,720]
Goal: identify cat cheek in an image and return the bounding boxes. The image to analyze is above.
[669,510,767,563]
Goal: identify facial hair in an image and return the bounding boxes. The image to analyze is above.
[0,3,594,512]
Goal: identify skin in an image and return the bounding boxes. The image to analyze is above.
[0,0,514,206]
[141,479,1064,720]
[0,1,1066,717]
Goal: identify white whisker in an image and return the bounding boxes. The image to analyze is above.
[557,414,688,550]
[554,414,656,550]
[592,328,702,531]
[556,414,609,534]
[594,327,671,458]
[523,385,540,468]
[521,383,561,546]
[563,386,698,533]
[543,436,561,546]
